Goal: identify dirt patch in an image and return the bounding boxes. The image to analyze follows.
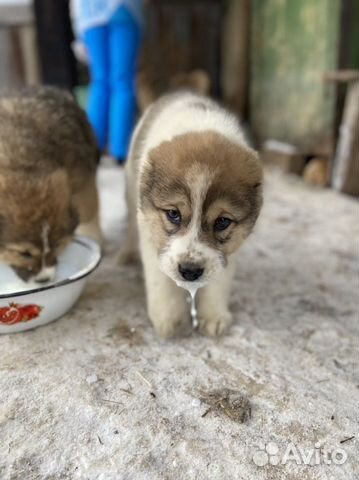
[106,320,144,346]
[199,388,251,423]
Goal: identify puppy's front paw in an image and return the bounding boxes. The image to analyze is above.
[150,311,192,339]
[198,310,233,337]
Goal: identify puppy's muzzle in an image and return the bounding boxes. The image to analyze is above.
[178,263,204,282]
[33,266,56,284]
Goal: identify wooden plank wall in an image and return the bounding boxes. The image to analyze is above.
[140,0,223,97]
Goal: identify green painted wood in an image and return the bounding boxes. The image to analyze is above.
[250,0,341,154]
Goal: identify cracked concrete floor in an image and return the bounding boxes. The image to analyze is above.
[0,165,358,480]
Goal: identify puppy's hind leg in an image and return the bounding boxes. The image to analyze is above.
[74,175,104,247]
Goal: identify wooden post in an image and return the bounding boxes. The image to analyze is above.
[33,0,77,89]
[221,0,250,118]
[18,25,41,85]
[332,81,359,195]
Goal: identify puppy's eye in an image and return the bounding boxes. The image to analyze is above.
[20,251,33,259]
[214,217,232,232]
[165,209,181,225]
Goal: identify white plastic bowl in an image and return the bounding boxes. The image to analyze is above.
[0,236,101,334]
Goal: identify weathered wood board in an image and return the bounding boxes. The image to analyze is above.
[332,81,359,195]
[250,0,341,155]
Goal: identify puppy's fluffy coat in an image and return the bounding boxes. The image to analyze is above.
[0,87,102,282]
[119,92,263,337]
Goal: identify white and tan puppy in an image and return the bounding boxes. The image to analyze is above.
[119,92,263,338]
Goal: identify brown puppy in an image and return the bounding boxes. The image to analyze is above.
[119,92,262,337]
[0,87,102,282]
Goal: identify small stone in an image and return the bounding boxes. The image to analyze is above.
[86,374,98,384]
[191,398,201,408]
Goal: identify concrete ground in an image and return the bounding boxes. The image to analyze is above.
[0,165,358,480]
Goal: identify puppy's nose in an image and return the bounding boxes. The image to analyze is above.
[36,277,51,284]
[178,263,204,282]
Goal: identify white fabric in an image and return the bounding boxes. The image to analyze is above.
[71,0,144,35]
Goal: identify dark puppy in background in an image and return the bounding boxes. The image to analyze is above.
[0,87,102,283]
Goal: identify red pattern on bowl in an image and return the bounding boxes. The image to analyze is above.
[0,303,43,325]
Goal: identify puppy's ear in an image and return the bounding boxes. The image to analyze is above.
[170,69,210,95]
[240,148,263,186]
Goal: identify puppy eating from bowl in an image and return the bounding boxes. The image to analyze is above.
[0,87,102,285]
[119,92,263,338]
